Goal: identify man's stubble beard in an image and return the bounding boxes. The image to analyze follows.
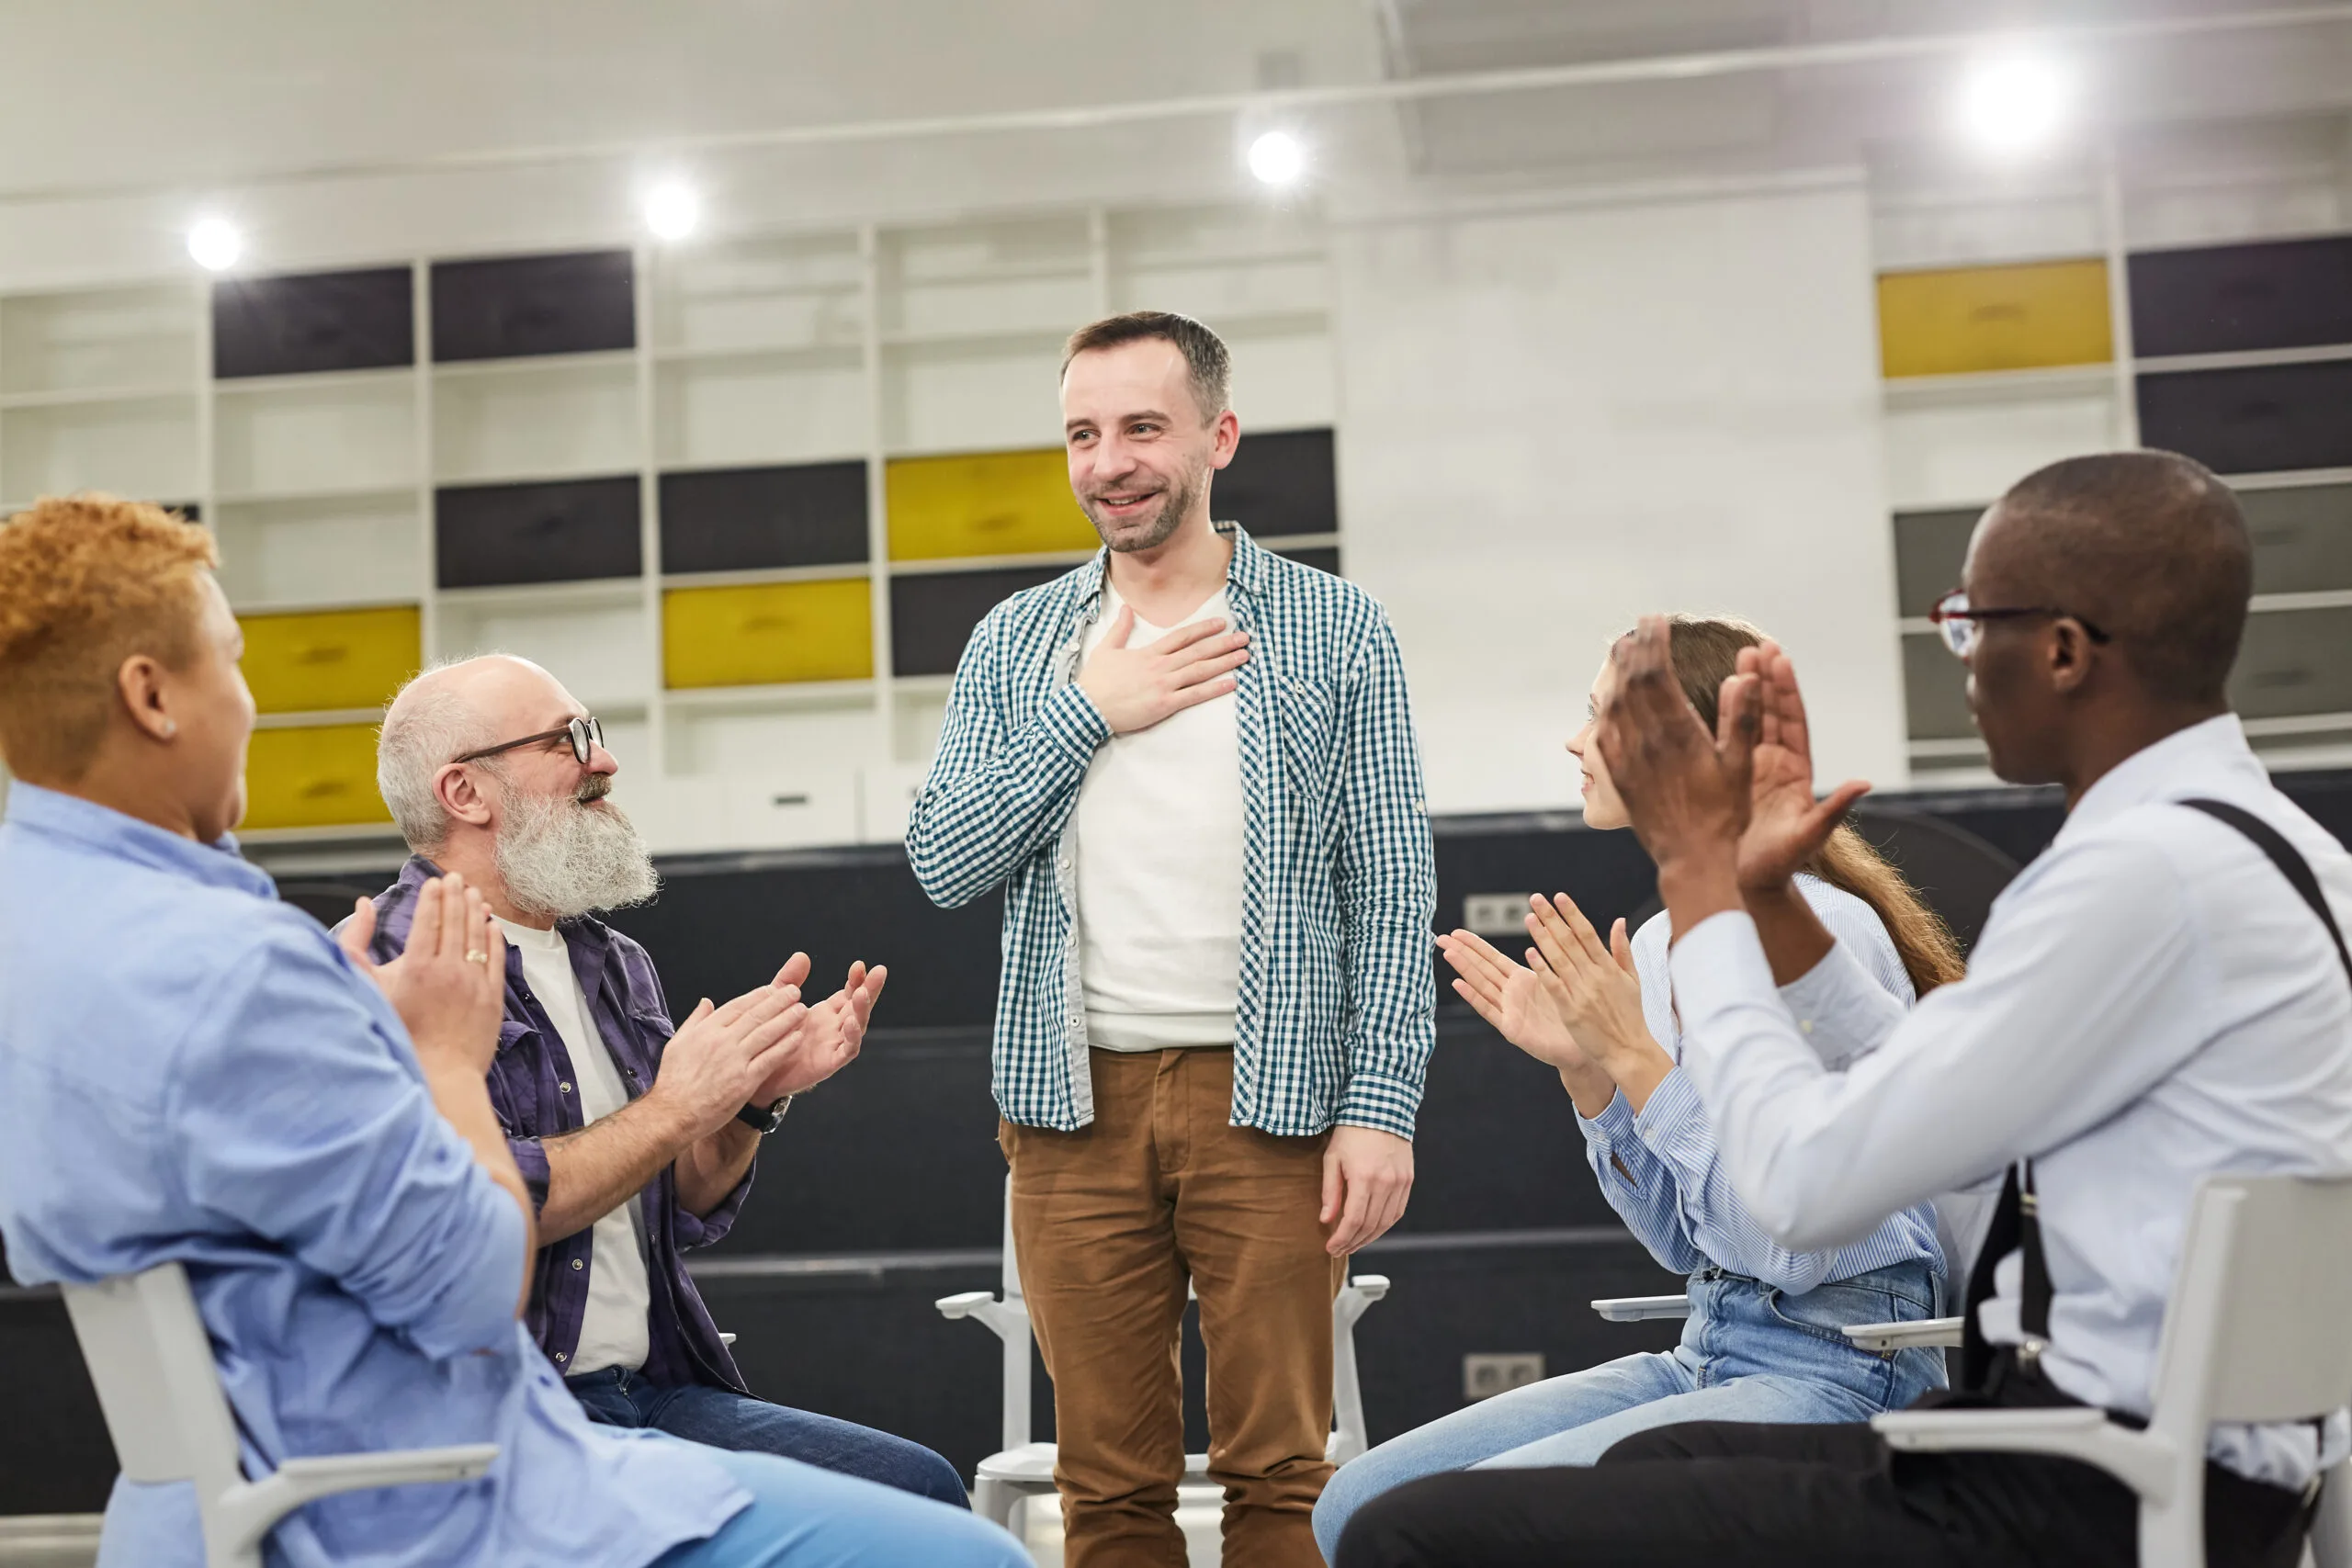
[1083,455,1208,555]
[492,771,661,922]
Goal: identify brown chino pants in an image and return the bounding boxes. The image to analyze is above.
[1002,1046,1348,1568]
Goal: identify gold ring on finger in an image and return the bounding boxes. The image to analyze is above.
[465,950,491,964]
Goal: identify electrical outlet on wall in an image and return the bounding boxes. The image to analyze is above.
[1463,1352,1545,1402]
[1462,893,1534,937]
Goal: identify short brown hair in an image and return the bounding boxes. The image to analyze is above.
[0,494,218,781]
[1061,310,1231,422]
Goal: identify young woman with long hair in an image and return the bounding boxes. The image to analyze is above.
[1312,615,1966,1559]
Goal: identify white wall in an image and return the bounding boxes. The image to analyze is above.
[1333,175,1907,816]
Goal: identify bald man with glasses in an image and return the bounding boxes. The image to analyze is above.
[348,654,967,1505]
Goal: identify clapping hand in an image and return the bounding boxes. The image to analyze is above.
[751,960,888,1103]
[337,872,507,1075]
[1523,893,1659,1081]
[1437,929,1590,1072]
[1734,639,1871,892]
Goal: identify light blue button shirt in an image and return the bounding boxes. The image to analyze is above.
[0,784,746,1568]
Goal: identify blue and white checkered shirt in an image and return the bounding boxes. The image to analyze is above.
[906,523,1437,1140]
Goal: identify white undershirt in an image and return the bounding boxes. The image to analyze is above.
[499,916,651,1377]
[1073,583,1247,1050]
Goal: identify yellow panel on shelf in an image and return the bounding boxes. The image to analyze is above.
[1877,259,2113,378]
[239,604,422,715]
[885,447,1096,561]
[664,577,875,689]
[243,723,392,831]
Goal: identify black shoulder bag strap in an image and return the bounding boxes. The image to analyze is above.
[1960,797,2352,1395]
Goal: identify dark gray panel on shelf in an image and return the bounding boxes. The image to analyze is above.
[2231,605,2352,721]
[430,250,634,362]
[2136,360,2352,476]
[889,564,1069,677]
[661,462,869,574]
[1272,544,1341,577]
[1218,426,1337,538]
[435,475,642,589]
[1903,630,1973,741]
[213,265,414,378]
[2129,235,2352,359]
[166,501,202,523]
[1893,507,1980,616]
[2242,481,2352,596]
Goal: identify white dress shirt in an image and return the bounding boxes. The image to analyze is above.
[1668,715,2352,1485]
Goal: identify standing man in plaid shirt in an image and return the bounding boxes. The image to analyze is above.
[907,311,1437,1566]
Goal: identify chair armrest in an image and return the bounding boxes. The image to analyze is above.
[1349,1275,1391,1302]
[220,1445,499,1557]
[1591,1294,1691,1323]
[935,1291,1031,1348]
[1872,1409,2176,1500]
[1842,1316,1964,1352]
[936,1291,995,1320]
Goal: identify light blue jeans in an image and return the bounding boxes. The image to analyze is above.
[649,1438,1027,1568]
[1311,1258,1947,1561]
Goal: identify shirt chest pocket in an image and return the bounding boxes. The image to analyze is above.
[489,1021,545,1138]
[1271,675,1341,802]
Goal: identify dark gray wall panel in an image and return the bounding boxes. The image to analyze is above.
[2136,361,2352,476]
[1903,630,1974,740]
[2130,236,2352,358]
[889,565,1068,677]
[214,266,414,378]
[435,475,641,588]
[2230,606,2352,721]
[661,462,869,574]
[1217,426,1337,538]
[2241,482,2352,596]
[430,250,634,362]
[1893,507,1980,616]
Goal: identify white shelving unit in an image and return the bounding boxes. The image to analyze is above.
[0,199,1341,853]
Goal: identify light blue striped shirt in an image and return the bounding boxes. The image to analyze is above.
[1574,874,1944,1293]
[906,523,1437,1139]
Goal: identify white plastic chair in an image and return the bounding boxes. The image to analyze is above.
[1872,1174,2352,1568]
[60,1262,498,1568]
[935,1177,1389,1530]
[1589,1292,1964,1355]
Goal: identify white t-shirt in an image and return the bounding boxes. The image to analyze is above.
[1073,583,1248,1050]
[499,916,651,1377]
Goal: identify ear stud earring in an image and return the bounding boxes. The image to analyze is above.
[159,720,177,738]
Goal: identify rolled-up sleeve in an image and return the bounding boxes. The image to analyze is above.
[168,931,528,1359]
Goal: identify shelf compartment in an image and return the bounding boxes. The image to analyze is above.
[239,604,422,716]
[1877,259,2112,379]
[1901,631,1974,744]
[880,216,1094,341]
[879,332,1067,456]
[660,688,876,780]
[650,232,865,356]
[2137,360,2352,477]
[663,577,875,689]
[1891,506,1980,620]
[430,250,634,363]
[1882,387,2118,513]
[435,592,651,712]
[0,392,199,503]
[888,563,1068,678]
[884,447,1091,562]
[215,373,416,499]
[653,348,866,470]
[2231,604,2352,722]
[1217,427,1337,539]
[213,491,424,610]
[433,357,639,484]
[435,475,642,589]
[661,461,868,575]
[2129,235,2352,360]
[243,722,394,830]
[213,266,415,379]
[2244,481,2352,596]
[0,284,198,396]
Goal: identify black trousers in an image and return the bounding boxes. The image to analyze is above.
[1333,1417,2311,1568]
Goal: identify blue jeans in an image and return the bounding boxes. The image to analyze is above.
[1311,1258,1947,1560]
[647,1438,1026,1568]
[569,1369,968,1508]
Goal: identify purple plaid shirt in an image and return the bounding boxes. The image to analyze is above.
[352,856,752,1392]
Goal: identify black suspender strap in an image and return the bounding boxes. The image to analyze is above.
[1959,798,2348,1396]
[2181,798,2352,992]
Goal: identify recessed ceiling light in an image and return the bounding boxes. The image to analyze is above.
[187,218,242,272]
[1247,130,1307,186]
[1957,53,2070,155]
[643,182,700,243]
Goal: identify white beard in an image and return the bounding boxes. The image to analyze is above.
[493,783,659,920]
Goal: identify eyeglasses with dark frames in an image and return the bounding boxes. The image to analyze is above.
[1927,590,2111,660]
[451,715,605,767]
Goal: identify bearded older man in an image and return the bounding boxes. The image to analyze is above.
[352,653,966,1504]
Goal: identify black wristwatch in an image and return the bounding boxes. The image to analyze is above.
[736,1096,792,1134]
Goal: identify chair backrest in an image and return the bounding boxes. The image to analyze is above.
[2149,1174,2352,1435]
[61,1264,247,1529]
